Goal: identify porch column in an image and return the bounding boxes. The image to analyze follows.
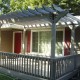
[50,11,68,80]
[51,23,56,58]
[70,26,75,55]
[22,27,26,54]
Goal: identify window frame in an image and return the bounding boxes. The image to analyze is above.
[31,28,65,56]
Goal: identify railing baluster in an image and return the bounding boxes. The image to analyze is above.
[3,53,4,67]
[2,53,3,67]
[29,57,31,74]
[44,59,46,77]
[9,54,11,69]
[38,57,39,76]
[19,55,21,72]
[41,59,43,77]
[24,55,25,73]
[26,57,28,73]
[32,58,34,74]
[5,53,6,67]
[47,59,50,78]
[7,54,8,68]
[21,56,23,72]
[17,54,18,71]
[11,54,12,69]
[35,58,36,75]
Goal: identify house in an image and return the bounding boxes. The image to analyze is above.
[0,4,80,57]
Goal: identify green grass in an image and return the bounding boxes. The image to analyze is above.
[0,73,15,80]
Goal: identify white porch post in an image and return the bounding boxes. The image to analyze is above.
[70,26,75,55]
[50,22,56,80]
[50,11,68,80]
[51,23,56,58]
[22,27,26,54]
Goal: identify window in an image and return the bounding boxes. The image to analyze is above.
[32,32,38,52]
[56,31,63,56]
[32,30,64,56]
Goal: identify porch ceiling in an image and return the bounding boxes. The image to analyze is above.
[0,4,80,29]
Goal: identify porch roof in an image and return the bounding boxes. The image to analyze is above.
[0,4,80,29]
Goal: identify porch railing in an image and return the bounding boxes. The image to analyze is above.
[0,52,80,80]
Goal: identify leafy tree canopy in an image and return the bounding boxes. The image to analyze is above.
[0,0,80,15]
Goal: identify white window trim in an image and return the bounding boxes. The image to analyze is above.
[31,28,65,56]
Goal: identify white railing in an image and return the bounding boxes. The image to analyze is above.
[0,52,80,80]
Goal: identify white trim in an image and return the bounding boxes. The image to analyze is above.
[62,30,65,56]
[31,27,64,32]
[63,28,65,56]
[13,31,22,53]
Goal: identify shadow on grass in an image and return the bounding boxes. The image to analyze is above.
[0,73,22,80]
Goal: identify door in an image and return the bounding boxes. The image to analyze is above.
[14,32,22,54]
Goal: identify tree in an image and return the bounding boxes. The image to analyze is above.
[0,0,10,14]
[0,0,80,15]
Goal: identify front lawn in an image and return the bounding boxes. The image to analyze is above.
[0,73,15,80]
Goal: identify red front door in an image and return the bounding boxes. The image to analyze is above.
[14,32,22,54]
